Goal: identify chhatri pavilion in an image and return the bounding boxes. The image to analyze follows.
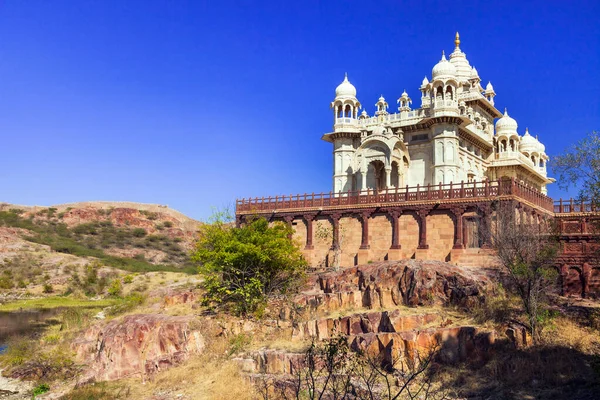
[324,33,554,195]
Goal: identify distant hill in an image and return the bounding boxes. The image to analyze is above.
[0,202,202,294]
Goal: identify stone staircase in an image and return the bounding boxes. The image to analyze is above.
[234,260,499,381]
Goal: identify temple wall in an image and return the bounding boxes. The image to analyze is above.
[275,206,600,298]
[312,217,333,268]
[426,211,454,261]
[369,214,392,262]
[339,216,361,267]
[398,213,419,258]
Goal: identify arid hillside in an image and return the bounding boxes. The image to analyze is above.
[0,202,201,296]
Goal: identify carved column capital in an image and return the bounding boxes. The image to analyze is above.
[303,213,318,223]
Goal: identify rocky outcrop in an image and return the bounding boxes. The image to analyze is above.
[293,260,493,315]
[292,310,440,341]
[238,325,495,375]
[72,314,204,382]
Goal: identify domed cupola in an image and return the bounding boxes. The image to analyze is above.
[330,73,361,124]
[519,128,538,153]
[335,73,357,99]
[448,32,473,82]
[432,51,457,80]
[495,108,518,135]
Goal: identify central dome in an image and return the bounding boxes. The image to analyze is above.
[335,74,357,98]
[432,53,457,79]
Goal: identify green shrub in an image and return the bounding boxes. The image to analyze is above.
[123,275,134,284]
[163,221,173,228]
[192,212,307,316]
[33,383,50,396]
[43,283,54,293]
[107,279,122,297]
[132,228,147,237]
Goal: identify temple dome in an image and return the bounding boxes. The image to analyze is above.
[519,128,540,154]
[495,109,518,134]
[335,74,357,98]
[432,52,456,79]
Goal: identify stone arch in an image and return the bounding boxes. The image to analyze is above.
[566,266,584,297]
[367,160,385,191]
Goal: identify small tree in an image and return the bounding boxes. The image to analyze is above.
[489,201,559,343]
[192,211,307,316]
[553,130,600,204]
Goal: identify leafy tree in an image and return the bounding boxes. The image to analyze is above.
[553,131,600,204]
[489,201,559,343]
[192,211,307,316]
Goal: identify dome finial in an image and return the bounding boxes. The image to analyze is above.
[441,50,446,60]
[344,72,348,80]
[455,32,460,48]
[504,107,508,116]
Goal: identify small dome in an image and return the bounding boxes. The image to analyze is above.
[360,109,368,117]
[520,128,538,153]
[422,76,429,86]
[471,66,479,78]
[520,129,546,154]
[378,95,386,102]
[486,81,494,91]
[495,108,518,134]
[335,74,357,98]
[401,90,408,98]
[432,52,457,79]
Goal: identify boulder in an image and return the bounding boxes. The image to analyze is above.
[72,314,204,382]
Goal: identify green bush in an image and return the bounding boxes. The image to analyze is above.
[132,228,147,237]
[107,279,122,297]
[163,221,173,228]
[43,283,54,293]
[192,212,307,316]
[33,383,50,396]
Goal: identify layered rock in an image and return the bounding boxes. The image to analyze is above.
[72,314,204,382]
[293,260,493,315]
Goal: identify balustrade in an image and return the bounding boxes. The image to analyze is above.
[236,178,556,214]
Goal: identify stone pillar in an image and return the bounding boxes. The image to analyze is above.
[330,213,342,250]
[479,204,492,249]
[560,264,569,296]
[235,215,243,228]
[385,167,392,189]
[283,215,294,240]
[451,207,466,249]
[359,211,372,250]
[304,214,316,250]
[387,209,403,261]
[416,208,430,250]
[361,171,367,191]
[356,211,370,265]
[583,263,591,298]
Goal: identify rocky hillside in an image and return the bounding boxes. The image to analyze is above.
[0,202,201,295]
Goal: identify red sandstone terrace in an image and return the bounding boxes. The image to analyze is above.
[236,178,600,298]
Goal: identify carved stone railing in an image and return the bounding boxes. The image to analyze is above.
[554,199,598,214]
[236,178,555,214]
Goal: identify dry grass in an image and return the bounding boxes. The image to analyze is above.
[541,316,600,354]
[116,340,257,400]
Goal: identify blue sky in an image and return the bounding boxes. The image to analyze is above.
[1,0,598,221]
